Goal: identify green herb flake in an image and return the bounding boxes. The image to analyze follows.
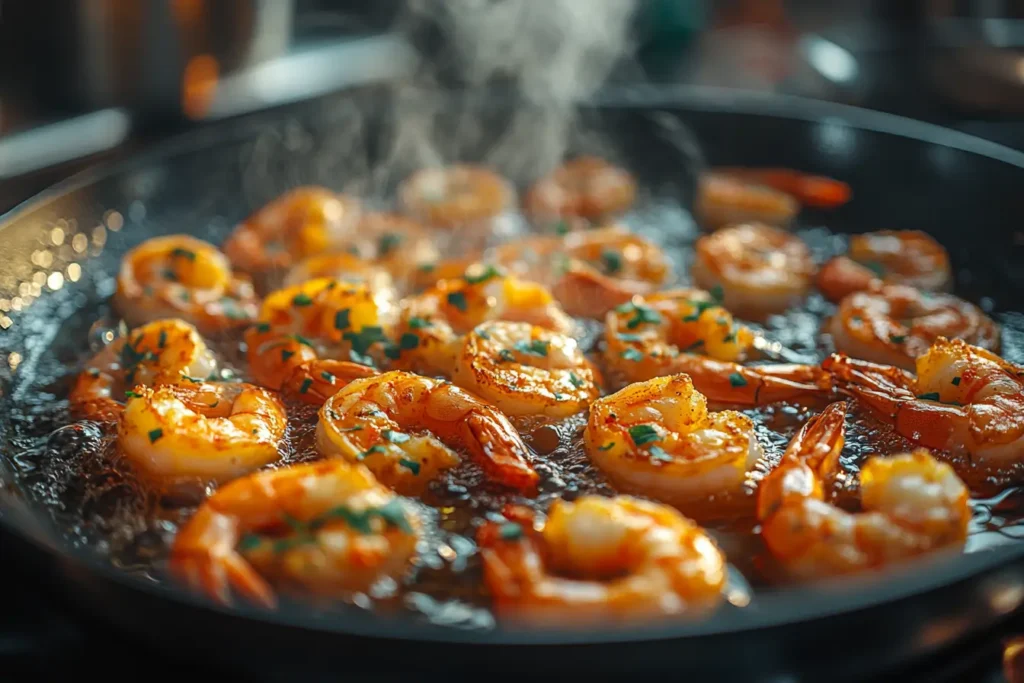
[418,262,436,273]
[320,371,335,384]
[626,305,662,330]
[554,220,569,236]
[684,340,705,353]
[237,534,263,552]
[464,264,502,285]
[498,349,516,363]
[569,372,584,388]
[598,442,615,451]
[722,332,736,343]
[334,308,351,330]
[125,390,142,399]
[171,247,197,262]
[863,261,886,277]
[728,372,748,388]
[382,429,411,444]
[512,339,550,357]
[338,425,363,432]
[600,250,622,274]
[889,334,907,344]
[628,424,661,446]
[447,291,468,312]
[952,376,962,386]
[157,330,167,349]
[179,374,204,384]
[299,378,313,394]
[617,332,644,342]
[398,458,421,475]
[648,445,672,462]
[292,292,314,307]
[360,444,389,459]
[499,522,524,541]
[378,233,402,255]
[399,333,420,351]
[343,326,388,355]
[916,392,941,401]
[709,285,725,303]
[148,428,164,443]
[281,349,295,362]
[621,348,644,362]
[408,316,432,330]
[253,322,271,333]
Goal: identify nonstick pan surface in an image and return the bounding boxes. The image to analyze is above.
[3,85,1024,680]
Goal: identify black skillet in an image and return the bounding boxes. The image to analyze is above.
[3,84,1024,681]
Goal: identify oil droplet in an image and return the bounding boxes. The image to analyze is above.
[72,234,88,253]
[47,272,64,291]
[8,352,22,370]
[67,263,82,282]
[51,227,65,246]
[105,210,124,232]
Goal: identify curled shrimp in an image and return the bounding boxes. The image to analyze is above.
[118,381,287,486]
[316,370,539,495]
[283,252,399,314]
[584,374,763,517]
[816,230,952,302]
[114,235,259,334]
[691,222,815,317]
[70,318,218,421]
[823,337,1024,477]
[695,171,798,231]
[476,496,726,623]
[522,156,637,224]
[169,460,422,608]
[603,292,830,405]
[452,321,602,419]
[398,165,514,231]
[827,285,1000,370]
[757,401,969,578]
[244,278,393,395]
[390,264,574,377]
[223,187,361,290]
[712,167,852,209]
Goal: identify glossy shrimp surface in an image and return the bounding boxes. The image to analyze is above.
[827,285,1000,369]
[114,235,259,334]
[170,460,421,607]
[477,496,726,623]
[692,222,816,317]
[316,371,539,494]
[118,381,287,486]
[70,318,218,421]
[584,374,762,515]
[695,171,799,230]
[398,165,513,230]
[522,156,637,224]
[452,321,602,419]
[757,402,969,578]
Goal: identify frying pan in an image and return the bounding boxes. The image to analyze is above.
[3,84,1024,681]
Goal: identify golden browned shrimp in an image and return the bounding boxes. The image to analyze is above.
[477,497,726,624]
[316,371,539,494]
[695,171,798,230]
[70,318,218,421]
[827,285,1000,369]
[452,321,602,419]
[398,165,514,231]
[114,235,259,334]
[757,401,969,578]
[522,156,637,224]
[691,222,816,317]
[118,381,287,486]
[170,460,421,608]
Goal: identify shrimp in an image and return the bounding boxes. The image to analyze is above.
[757,401,969,578]
[118,381,287,486]
[398,165,514,231]
[316,371,539,494]
[522,156,637,224]
[389,264,574,378]
[816,230,952,302]
[711,167,852,209]
[283,252,399,315]
[451,321,602,419]
[827,285,1000,370]
[70,318,217,421]
[244,278,393,394]
[823,337,1024,476]
[223,187,361,290]
[695,171,798,231]
[691,222,815,317]
[113,235,259,334]
[603,292,831,405]
[476,496,727,623]
[584,374,763,516]
[169,460,422,608]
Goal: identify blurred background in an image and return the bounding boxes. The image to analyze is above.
[5,0,1024,213]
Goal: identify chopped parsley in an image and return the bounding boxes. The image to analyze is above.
[418,262,437,273]
[621,348,644,362]
[600,250,622,274]
[617,332,644,342]
[281,349,295,362]
[382,429,410,444]
[343,326,388,355]
[334,308,351,331]
[147,428,163,443]
[628,424,661,446]
[359,444,389,459]
[378,233,402,255]
[682,299,718,323]
[292,292,313,306]
[498,349,516,363]
[722,332,736,343]
[952,376,961,386]
[399,333,420,350]
[170,247,196,261]
[648,445,672,462]
[464,264,502,285]
[863,261,886,277]
[125,390,142,399]
[625,304,662,330]
[253,322,271,334]
[684,340,705,352]
[317,499,413,535]
[320,371,335,384]
[889,334,906,344]
[179,374,204,384]
[554,219,570,236]
[408,316,432,329]
[447,291,468,312]
[916,392,941,401]
[598,442,615,451]
[709,285,724,303]
[338,425,363,432]
[299,378,313,394]
[728,372,748,388]
[238,534,262,552]
[499,522,523,541]
[569,372,584,388]
[399,458,421,475]
[157,330,167,349]
[513,339,550,357]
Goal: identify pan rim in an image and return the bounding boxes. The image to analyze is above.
[3,83,1024,645]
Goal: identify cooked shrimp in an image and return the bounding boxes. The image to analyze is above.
[169,460,421,608]
[452,321,601,419]
[398,165,513,230]
[70,318,217,421]
[113,235,259,334]
[584,374,762,515]
[816,230,952,302]
[118,381,287,486]
[316,371,539,494]
[711,167,852,209]
[603,292,830,405]
[695,171,798,230]
[823,337,1024,476]
[692,222,815,317]
[244,278,393,392]
[827,285,1000,370]
[477,496,726,623]
[757,401,969,578]
[523,156,637,224]
[283,252,398,314]
[390,264,574,377]
[223,187,361,289]
[360,212,442,287]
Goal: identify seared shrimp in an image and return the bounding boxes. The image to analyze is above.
[603,292,830,405]
[584,374,763,515]
[118,381,287,486]
[691,222,815,317]
[316,371,539,494]
[398,165,513,231]
[695,171,798,230]
[223,187,361,289]
[827,285,1000,370]
[390,264,574,377]
[244,278,393,395]
[170,460,421,607]
[452,321,601,419]
[283,252,398,315]
[712,167,852,209]
[823,337,1024,477]
[114,235,259,334]
[816,230,952,302]
[70,318,217,421]
[477,496,726,623]
[523,156,637,224]
[757,401,969,578]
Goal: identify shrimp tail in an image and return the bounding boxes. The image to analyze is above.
[717,167,852,208]
[675,356,832,405]
[283,360,380,405]
[460,412,540,494]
